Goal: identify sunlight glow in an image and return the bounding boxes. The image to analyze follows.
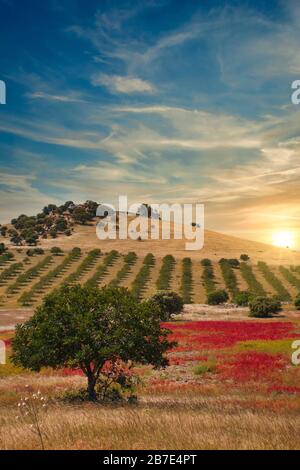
[272,231,295,249]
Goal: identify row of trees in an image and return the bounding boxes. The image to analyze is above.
[19,248,81,306]
[85,250,119,288]
[63,249,102,286]
[109,252,137,288]
[156,255,175,291]
[6,255,53,295]
[180,257,193,303]
[131,253,155,299]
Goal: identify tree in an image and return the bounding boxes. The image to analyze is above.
[207,289,229,305]
[148,291,184,321]
[12,285,174,401]
[233,291,252,307]
[249,296,282,318]
[73,206,90,225]
[49,227,57,239]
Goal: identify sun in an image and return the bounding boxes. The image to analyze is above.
[272,231,295,249]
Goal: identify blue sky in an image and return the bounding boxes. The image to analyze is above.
[1,0,300,244]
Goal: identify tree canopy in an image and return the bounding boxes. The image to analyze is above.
[12,285,174,400]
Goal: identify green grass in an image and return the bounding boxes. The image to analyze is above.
[194,360,217,375]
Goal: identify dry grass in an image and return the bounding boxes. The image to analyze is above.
[0,391,299,450]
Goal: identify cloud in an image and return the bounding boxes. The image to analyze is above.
[0,172,60,223]
[25,92,87,103]
[91,74,155,94]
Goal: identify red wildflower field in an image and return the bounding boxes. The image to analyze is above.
[151,320,300,397]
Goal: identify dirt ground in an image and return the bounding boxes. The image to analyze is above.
[1,304,299,331]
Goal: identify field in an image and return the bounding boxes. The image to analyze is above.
[1,245,300,310]
[0,311,300,449]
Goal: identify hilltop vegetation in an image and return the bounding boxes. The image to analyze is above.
[0,200,100,247]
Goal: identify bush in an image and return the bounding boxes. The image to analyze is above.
[207,289,229,305]
[201,259,212,267]
[240,254,250,261]
[249,296,282,318]
[294,294,300,310]
[34,248,44,255]
[149,291,184,321]
[50,247,63,256]
[233,291,252,307]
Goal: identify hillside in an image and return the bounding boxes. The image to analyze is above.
[18,221,300,266]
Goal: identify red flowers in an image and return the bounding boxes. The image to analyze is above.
[218,352,288,383]
[163,320,296,351]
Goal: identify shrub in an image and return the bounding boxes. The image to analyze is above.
[240,254,250,261]
[294,294,300,310]
[249,296,282,318]
[34,248,44,255]
[26,249,35,257]
[50,247,63,256]
[233,290,252,307]
[207,289,229,305]
[149,291,184,321]
[201,259,212,267]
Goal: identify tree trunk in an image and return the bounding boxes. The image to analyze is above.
[87,373,97,401]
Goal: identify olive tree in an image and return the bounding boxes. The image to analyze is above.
[12,285,175,400]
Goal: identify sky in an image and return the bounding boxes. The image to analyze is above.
[1,0,300,246]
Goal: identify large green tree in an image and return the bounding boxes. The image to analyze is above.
[12,285,174,400]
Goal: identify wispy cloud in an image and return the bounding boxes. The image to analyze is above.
[25,91,87,103]
[91,74,156,94]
